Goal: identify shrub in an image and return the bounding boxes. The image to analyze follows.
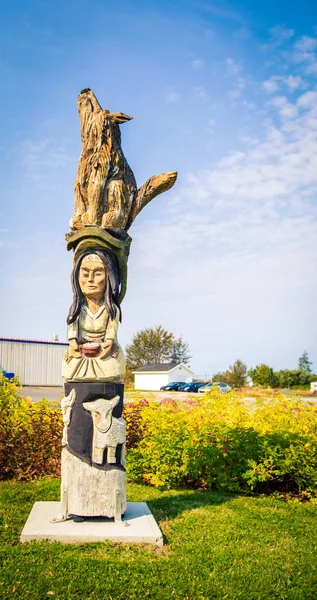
[2,372,317,499]
[125,391,317,497]
[0,373,62,480]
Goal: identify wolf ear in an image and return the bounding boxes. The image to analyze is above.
[108,112,133,124]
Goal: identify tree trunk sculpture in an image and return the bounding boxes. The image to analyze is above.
[71,88,177,230]
[58,88,177,524]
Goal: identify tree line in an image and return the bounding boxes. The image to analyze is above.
[125,325,316,388]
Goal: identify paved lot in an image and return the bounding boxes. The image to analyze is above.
[20,386,316,405]
[20,387,197,404]
[20,387,63,403]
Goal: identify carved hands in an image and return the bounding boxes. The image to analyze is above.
[66,339,116,360]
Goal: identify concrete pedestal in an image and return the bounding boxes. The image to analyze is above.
[20,501,163,546]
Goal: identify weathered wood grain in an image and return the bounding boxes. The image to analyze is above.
[71,88,177,230]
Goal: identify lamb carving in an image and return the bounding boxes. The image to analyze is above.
[83,395,126,465]
[61,389,76,446]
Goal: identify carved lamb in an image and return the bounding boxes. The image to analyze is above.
[83,395,126,465]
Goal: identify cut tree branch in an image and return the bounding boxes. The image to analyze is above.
[126,171,178,228]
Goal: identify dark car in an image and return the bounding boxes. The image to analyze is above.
[182,382,205,393]
[160,381,189,391]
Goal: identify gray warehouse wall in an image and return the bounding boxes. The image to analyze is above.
[0,339,68,385]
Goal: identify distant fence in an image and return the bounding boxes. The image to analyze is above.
[0,338,68,386]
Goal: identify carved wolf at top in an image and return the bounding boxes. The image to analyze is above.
[71,88,177,231]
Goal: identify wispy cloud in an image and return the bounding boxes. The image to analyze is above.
[190,59,205,70]
[128,75,317,371]
[200,3,244,24]
[225,58,245,101]
[18,137,74,182]
[193,86,208,101]
[226,57,242,76]
[263,75,305,94]
[233,27,249,40]
[165,90,180,104]
[267,25,295,46]
[293,35,317,74]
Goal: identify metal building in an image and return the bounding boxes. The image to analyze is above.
[0,338,68,386]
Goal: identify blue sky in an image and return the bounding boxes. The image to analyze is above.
[1,0,317,378]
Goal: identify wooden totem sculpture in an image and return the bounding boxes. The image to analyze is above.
[58,89,177,521]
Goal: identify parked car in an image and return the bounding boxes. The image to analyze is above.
[198,382,232,393]
[182,382,206,393]
[160,381,189,391]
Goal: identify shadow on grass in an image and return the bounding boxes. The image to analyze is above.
[145,489,234,521]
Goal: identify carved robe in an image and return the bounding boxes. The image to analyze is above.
[62,305,125,382]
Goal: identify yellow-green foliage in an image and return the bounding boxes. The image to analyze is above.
[124,392,317,497]
[2,372,316,498]
[0,373,62,480]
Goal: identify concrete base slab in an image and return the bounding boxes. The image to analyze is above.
[20,501,163,546]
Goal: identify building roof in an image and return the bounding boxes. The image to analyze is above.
[0,337,68,347]
[133,362,193,373]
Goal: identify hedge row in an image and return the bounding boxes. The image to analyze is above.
[125,394,317,497]
[1,374,317,497]
[0,375,62,480]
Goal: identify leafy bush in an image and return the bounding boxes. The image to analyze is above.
[2,372,317,499]
[124,391,317,498]
[0,373,62,480]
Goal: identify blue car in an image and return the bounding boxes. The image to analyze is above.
[182,382,206,393]
[160,382,189,391]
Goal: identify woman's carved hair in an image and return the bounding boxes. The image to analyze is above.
[67,249,122,325]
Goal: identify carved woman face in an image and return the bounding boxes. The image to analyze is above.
[79,255,106,301]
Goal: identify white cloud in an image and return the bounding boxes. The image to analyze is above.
[297,90,317,108]
[193,86,208,101]
[225,58,245,101]
[165,90,180,104]
[226,57,242,75]
[283,75,305,91]
[294,36,317,52]
[204,28,214,38]
[190,59,204,70]
[293,35,317,74]
[268,25,295,45]
[126,86,317,373]
[228,89,242,101]
[263,75,305,94]
[18,138,74,181]
[263,78,279,94]
[233,27,249,40]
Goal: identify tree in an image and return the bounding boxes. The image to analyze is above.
[249,364,277,388]
[228,359,248,388]
[125,325,190,370]
[213,359,248,388]
[298,351,312,374]
[170,336,191,366]
[212,370,231,385]
[275,369,301,388]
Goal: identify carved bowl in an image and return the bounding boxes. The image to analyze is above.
[81,342,101,357]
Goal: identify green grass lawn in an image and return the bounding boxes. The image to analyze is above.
[1,480,317,599]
